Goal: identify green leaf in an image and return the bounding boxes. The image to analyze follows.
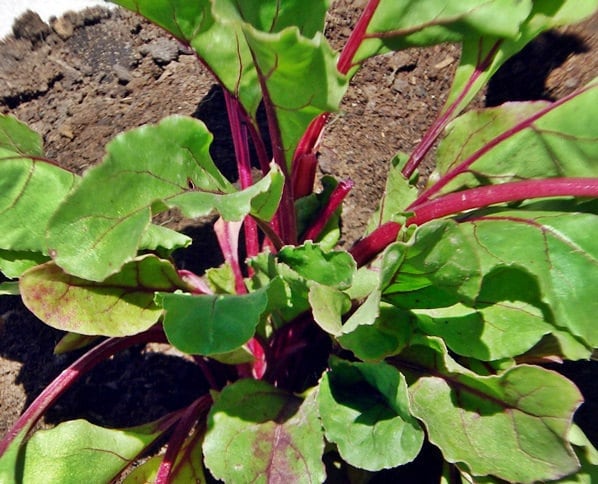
[354,0,533,65]
[365,153,419,234]
[433,81,598,194]
[0,281,19,296]
[308,284,351,336]
[339,304,414,361]
[444,1,598,115]
[243,25,346,166]
[248,253,312,326]
[0,114,44,156]
[112,0,345,167]
[203,380,325,483]
[413,265,554,360]
[0,150,77,255]
[278,241,356,289]
[20,255,187,336]
[296,176,343,251]
[382,220,482,305]
[124,427,207,483]
[46,116,282,281]
[139,223,191,254]
[15,419,167,484]
[462,212,598,348]
[0,249,49,279]
[158,288,268,355]
[319,359,424,471]
[404,342,582,482]
[556,425,598,483]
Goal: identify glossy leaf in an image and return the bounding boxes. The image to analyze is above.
[0,114,44,156]
[46,116,282,281]
[14,419,167,484]
[413,265,554,360]
[403,340,582,482]
[243,25,346,166]
[365,153,419,233]
[204,380,325,483]
[382,220,482,305]
[354,0,532,65]
[158,288,269,355]
[0,249,49,279]
[124,427,207,483]
[20,255,187,336]
[319,359,424,471]
[431,81,598,195]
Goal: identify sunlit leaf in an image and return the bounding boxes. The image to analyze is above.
[403,340,582,482]
[46,116,281,281]
[112,0,345,167]
[15,419,168,484]
[432,81,598,194]
[308,284,351,336]
[444,0,598,116]
[354,0,533,66]
[278,241,356,289]
[339,304,414,361]
[204,380,325,482]
[20,255,187,336]
[0,116,77,257]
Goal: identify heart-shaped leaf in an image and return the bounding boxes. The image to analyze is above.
[158,288,269,355]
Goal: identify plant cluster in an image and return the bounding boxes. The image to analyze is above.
[1,0,597,482]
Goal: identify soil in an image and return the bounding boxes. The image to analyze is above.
[0,1,596,478]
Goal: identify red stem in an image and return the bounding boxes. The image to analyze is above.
[292,0,380,201]
[214,218,246,294]
[351,178,598,266]
[337,0,381,74]
[0,327,169,456]
[155,395,212,484]
[402,40,503,179]
[409,178,598,225]
[301,179,354,242]
[411,84,591,206]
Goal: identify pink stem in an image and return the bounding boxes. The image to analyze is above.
[0,327,169,456]
[214,217,246,295]
[292,0,380,200]
[224,90,260,271]
[337,0,381,74]
[409,178,598,225]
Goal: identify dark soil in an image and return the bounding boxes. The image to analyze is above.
[1,1,596,476]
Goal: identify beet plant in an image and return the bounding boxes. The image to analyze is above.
[1,0,598,482]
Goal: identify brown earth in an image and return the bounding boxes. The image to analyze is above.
[0,1,597,476]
